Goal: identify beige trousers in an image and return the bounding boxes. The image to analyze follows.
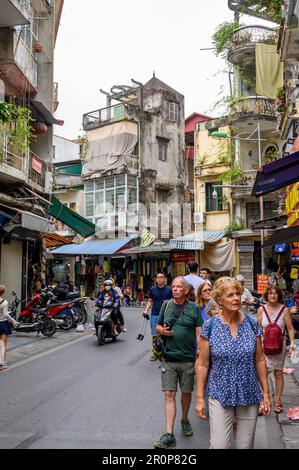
[209,398,259,449]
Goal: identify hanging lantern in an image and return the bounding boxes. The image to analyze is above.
[33,121,48,134]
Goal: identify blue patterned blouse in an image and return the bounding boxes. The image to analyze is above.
[201,315,263,407]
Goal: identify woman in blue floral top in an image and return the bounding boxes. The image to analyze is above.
[195,277,271,449]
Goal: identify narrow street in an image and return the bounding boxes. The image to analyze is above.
[0,308,283,449]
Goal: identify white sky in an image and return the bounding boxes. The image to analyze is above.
[54,0,272,140]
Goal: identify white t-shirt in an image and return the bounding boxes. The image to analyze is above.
[240,288,254,315]
[184,274,205,298]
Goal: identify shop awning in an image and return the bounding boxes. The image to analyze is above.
[50,235,137,256]
[169,230,227,251]
[48,196,96,238]
[252,151,299,197]
[41,232,74,248]
[0,204,50,233]
[262,226,299,247]
[253,215,287,230]
[31,100,64,126]
[121,242,170,255]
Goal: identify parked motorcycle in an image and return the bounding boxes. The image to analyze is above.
[94,298,122,346]
[47,284,88,325]
[8,292,56,337]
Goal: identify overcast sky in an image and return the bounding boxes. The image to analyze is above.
[54,0,271,140]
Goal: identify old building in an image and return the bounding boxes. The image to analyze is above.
[82,75,186,240]
[0,0,64,302]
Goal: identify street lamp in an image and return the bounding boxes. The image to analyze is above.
[211,123,266,274]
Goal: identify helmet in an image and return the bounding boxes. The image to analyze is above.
[104,280,113,286]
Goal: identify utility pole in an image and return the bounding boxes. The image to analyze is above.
[257,121,265,274]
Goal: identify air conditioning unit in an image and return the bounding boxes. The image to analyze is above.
[194,212,205,224]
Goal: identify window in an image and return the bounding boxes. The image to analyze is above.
[157,137,168,162]
[167,101,179,122]
[85,193,94,217]
[246,201,277,227]
[206,183,223,212]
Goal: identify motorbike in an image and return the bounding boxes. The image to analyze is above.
[47,284,88,325]
[8,292,56,337]
[94,298,122,346]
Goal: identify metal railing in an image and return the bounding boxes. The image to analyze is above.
[0,132,27,175]
[13,0,31,18]
[13,30,38,88]
[28,152,46,188]
[229,96,276,120]
[230,170,256,198]
[83,104,132,130]
[228,25,278,52]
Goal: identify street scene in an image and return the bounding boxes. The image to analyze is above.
[1,0,299,452]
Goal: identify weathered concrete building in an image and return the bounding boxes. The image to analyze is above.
[82,75,186,240]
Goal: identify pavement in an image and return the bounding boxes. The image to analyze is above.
[276,338,299,449]
[4,304,299,449]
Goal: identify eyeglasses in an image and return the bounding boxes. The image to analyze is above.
[202,289,212,293]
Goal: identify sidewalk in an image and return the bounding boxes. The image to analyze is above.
[277,339,299,449]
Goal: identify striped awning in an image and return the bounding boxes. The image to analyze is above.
[169,230,227,251]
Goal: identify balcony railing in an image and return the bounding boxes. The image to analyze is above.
[0,133,27,175]
[14,30,38,88]
[83,104,135,130]
[228,25,278,65]
[229,96,276,121]
[230,170,256,199]
[28,152,46,188]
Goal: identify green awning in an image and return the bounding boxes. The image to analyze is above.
[55,163,82,175]
[49,196,96,238]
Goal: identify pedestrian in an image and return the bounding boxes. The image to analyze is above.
[257,284,295,414]
[199,268,212,286]
[205,298,221,318]
[184,262,204,298]
[0,285,18,370]
[186,283,196,301]
[235,275,254,316]
[153,277,203,449]
[196,282,213,321]
[143,272,172,361]
[196,277,271,449]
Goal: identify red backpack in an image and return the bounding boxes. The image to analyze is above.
[262,305,285,356]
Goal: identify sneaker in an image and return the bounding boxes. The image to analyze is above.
[149,355,157,361]
[181,419,193,436]
[0,363,7,370]
[153,433,176,449]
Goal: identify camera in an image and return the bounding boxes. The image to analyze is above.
[165,319,175,329]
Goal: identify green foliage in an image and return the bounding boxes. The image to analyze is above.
[252,0,282,24]
[226,218,245,237]
[217,164,244,184]
[215,140,234,165]
[0,102,34,154]
[212,21,241,59]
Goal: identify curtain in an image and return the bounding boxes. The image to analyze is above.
[256,44,283,99]
[200,240,236,271]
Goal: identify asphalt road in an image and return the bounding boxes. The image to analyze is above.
[0,307,283,449]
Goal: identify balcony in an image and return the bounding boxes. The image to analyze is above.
[83,104,137,131]
[227,25,278,66]
[229,96,276,124]
[0,132,48,191]
[277,78,299,137]
[0,28,38,94]
[0,0,30,27]
[230,170,256,199]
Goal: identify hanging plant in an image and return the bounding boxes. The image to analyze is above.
[0,102,35,154]
[212,21,242,59]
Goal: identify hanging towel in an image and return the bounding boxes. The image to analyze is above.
[256,44,283,99]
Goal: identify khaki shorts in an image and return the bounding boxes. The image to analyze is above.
[161,360,195,393]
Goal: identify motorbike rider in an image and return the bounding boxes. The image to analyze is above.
[96,280,126,334]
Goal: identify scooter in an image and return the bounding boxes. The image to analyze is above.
[94,298,122,346]
[8,292,57,337]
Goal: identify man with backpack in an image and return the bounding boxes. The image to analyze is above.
[257,284,295,414]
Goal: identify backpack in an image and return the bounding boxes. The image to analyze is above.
[262,305,285,356]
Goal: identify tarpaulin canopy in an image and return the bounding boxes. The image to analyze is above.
[262,226,299,247]
[49,196,95,238]
[41,232,74,248]
[252,151,299,197]
[169,230,227,251]
[200,239,236,271]
[83,121,138,180]
[50,235,137,256]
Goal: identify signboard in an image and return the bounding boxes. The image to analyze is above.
[257,274,269,295]
[292,242,299,258]
[31,155,42,174]
[170,252,195,263]
[237,242,254,252]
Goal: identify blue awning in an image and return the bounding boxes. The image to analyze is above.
[50,235,137,256]
[169,230,227,250]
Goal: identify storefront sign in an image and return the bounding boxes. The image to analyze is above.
[237,242,255,252]
[257,274,269,295]
[170,252,195,263]
[31,155,43,174]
